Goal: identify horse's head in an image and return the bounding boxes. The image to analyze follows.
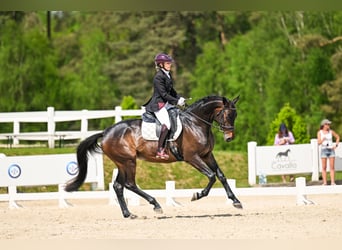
[216,96,239,142]
[184,95,239,142]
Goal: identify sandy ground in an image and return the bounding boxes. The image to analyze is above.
[1,193,342,240]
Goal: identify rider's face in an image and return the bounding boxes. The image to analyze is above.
[163,62,172,71]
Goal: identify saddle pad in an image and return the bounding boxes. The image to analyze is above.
[141,116,182,141]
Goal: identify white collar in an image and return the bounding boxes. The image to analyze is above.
[161,68,170,78]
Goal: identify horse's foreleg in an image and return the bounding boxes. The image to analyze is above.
[188,158,217,201]
[204,154,243,209]
[191,171,216,201]
[216,167,243,209]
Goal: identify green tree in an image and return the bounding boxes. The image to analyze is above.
[120,95,138,110]
[85,12,188,105]
[0,16,59,112]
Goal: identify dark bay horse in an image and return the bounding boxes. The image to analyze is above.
[65,95,242,218]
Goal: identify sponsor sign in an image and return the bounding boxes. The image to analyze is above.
[255,144,313,176]
[0,153,102,187]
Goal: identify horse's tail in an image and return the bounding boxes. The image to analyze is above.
[64,132,103,192]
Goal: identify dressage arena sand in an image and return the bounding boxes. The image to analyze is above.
[1,193,342,244]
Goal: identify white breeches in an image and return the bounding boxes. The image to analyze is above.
[154,104,171,129]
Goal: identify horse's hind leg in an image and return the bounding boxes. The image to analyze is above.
[123,160,163,214]
[114,160,162,218]
[125,183,163,214]
[113,176,135,218]
[112,164,142,219]
[114,182,164,217]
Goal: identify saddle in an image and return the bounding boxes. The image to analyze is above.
[141,107,182,141]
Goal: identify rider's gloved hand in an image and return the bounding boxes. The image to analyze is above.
[177,97,186,106]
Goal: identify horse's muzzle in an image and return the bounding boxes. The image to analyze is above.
[224,131,234,142]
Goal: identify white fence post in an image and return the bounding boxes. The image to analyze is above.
[8,186,20,208]
[248,141,257,185]
[115,106,122,123]
[58,184,70,208]
[295,177,314,205]
[81,109,88,141]
[311,139,319,181]
[13,121,20,145]
[47,107,55,148]
[90,152,105,190]
[165,181,181,207]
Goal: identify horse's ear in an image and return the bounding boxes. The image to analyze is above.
[233,95,240,104]
[222,97,229,106]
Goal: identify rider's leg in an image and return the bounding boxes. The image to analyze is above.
[154,106,171,159]
[156,124,170,159]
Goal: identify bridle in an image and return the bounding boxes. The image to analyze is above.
[184,107,236,133]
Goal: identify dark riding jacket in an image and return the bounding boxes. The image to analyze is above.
[144,69,180,112]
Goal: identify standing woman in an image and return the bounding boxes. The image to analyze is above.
[317,119,340,185]
[144,53,185,159]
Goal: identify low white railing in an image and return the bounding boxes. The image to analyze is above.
[0,106,145,148]
[1,177,342,209]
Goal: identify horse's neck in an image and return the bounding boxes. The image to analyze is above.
[188,101,222,122]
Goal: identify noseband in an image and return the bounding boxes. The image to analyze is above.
[219,124,235,132]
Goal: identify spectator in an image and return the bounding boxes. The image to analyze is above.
[274,123,295,183]
[317,119,340,185]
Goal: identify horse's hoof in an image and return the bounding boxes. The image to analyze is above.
[191,193,198,201]
[123,212,131,218]
[154,207,163,214]
[233,202,243,209]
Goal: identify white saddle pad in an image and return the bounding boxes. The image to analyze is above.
[141,116,182,141]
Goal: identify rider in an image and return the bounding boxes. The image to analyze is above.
[144,53,185,159]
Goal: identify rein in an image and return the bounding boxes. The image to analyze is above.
[184,110,234,132]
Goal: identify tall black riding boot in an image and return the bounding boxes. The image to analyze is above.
[156,124,169,159]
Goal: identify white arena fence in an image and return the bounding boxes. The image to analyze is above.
[1,152,342,209]
[0,106,145,148]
